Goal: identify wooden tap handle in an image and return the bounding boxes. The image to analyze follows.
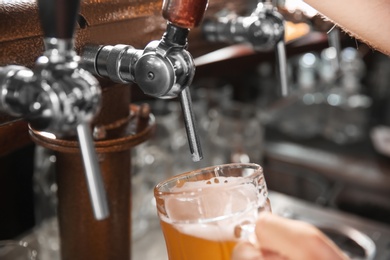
[162,0,209,29]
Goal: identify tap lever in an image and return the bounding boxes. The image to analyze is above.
[327,27,341,72]
[77,123,109,220]
[276,40,288,97]
[0,0,109,221]
[37,0,109,220]
[179,88,203,161]
[257,2,289,96]
[37,0,80,39]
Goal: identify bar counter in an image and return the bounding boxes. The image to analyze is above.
[14,191,390,260]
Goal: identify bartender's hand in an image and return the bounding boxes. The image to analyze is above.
[232,212,349,260]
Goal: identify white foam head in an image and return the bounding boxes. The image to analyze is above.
[162,176,266,241]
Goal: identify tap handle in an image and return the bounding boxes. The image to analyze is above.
[161,0,207,160]
[258,2,289,97]
[77,123,109,220]
[37,0,80,39]
[179,88,203,162]
[37,0,109,220]
[263,2,289,97]
[327,27,341,71]
[276,40,288,97]
[162,0,208,28]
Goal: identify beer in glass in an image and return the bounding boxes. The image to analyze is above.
[154,163,270,260]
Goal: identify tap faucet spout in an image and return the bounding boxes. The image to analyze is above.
[82,0,209,162]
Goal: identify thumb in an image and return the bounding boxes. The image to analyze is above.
[232,241,263,260]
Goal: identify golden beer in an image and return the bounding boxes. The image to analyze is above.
[154,163,269,260]
[159,220,237,260]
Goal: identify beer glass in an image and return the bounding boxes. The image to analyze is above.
[154,163,270,260]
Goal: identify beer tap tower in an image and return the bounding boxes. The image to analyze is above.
[83,0,209,162]
[202,0,289,96]
[0,1,109,224]
[0,0,145,259]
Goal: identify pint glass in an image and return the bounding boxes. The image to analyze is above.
[154,163,270,260]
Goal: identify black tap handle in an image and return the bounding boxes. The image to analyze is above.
[37,0,80,39]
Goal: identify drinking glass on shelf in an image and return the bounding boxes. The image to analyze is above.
[0,240,38,260]
[169,84,235,174]
[33,146,57,225]
[131,100,180,239]
[154,163,270,260]
[207,101,264,166]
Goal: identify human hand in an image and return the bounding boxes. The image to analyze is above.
[232,212,349,260]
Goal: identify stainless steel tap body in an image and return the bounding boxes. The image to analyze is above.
[0,38,109,220]
[203,2,285,51]
[202,2,288,97]
[0,39,101,136]
[84,23,194,99]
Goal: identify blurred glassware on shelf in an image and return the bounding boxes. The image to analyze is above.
[131,100,179,239]
[265,46,371,145]
[266,51,326,139]
[322,47,372,144]
[370,125,390,158]
[33,146,57,225]
[32,146,60,260]
[255,61,280,109]
[32,145,60,260]
[33,218,60,260]
[207,100,264,166]
[0,240,38,260]
[318,47,339,86]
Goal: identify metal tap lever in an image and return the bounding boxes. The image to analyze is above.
[135,24,203,161]
[276,38,288,97]
[37,0,109,220]
[159,0,209,161]
[202,1,288,97]
[82,0,209,162]
[327,27,341,72]
[260,1,288,96]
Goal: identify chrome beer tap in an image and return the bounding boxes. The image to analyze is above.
[202,0,289,97]
[0,0,109,220]
[82,0,209,162]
